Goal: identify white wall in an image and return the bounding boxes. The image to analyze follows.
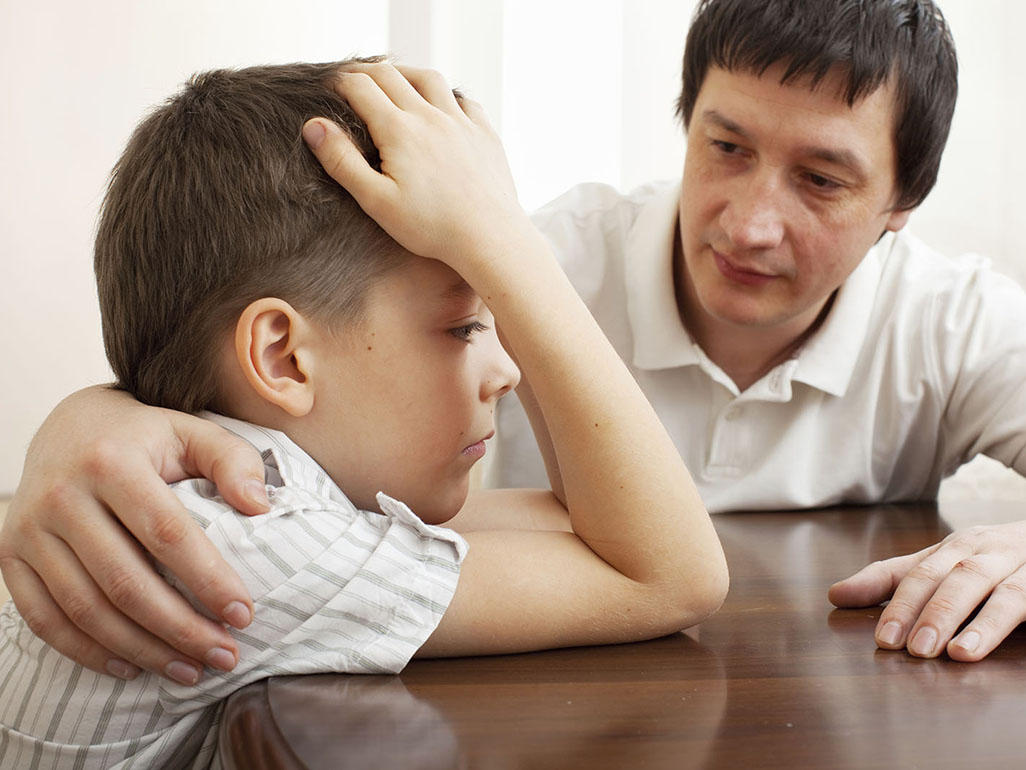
[3,0,1025,499]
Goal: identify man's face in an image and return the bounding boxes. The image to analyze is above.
[309,257,520,524]
[678,65,911,339]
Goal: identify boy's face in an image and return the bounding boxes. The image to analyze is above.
[308,256,520,524]
[677,65,911,341]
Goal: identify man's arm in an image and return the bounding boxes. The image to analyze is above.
[0,385,268,680]
[831,262,1026,661]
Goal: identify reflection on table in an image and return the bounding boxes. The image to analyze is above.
[219,501,1026,769]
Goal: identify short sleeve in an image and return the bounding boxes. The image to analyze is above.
[157,481,466,713]
[931,260,1026,475]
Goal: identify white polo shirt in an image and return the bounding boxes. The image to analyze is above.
[486,181,1026,513]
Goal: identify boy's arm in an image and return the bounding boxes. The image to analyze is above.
[304,63,727,654]
[504,365,566,503]
[0,385,266,679]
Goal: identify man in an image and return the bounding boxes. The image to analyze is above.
[5,0,1026,679]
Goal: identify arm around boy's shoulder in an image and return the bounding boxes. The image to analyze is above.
[162,472,465,701]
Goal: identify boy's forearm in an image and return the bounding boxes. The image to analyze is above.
[454,224,722,588]
[496,345,565,504]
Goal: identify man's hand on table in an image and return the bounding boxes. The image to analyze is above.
[829,520,1026,661]
[0,386,267,683]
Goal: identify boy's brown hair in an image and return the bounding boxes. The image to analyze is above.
[95,59,406,413]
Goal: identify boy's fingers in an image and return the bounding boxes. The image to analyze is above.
[455,94,494,129]
[393,64,463,113]
[331,71,406,138]
[88,454,253,633]
[171,416,269,516]
[337,61,427,111]
[303,118,395,210]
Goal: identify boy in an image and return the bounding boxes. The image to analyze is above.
[0,61,726,767]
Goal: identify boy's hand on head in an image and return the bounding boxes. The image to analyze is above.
[302,62,527,266]
[0,386,266,682]
[829,520,1026,661]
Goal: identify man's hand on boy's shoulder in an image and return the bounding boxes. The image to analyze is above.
[830,519,1026,661]
[0,385,266,682]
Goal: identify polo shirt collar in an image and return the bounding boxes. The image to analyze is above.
[624,181,701,370]
[790,234,887,397]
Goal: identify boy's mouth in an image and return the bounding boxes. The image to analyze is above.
[461,431,494,458]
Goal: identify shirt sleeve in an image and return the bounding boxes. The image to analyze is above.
[931,258,1026,476]
[156,482,466,714]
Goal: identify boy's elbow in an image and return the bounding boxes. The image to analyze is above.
[691,556,730,623]
[649,548,730,636]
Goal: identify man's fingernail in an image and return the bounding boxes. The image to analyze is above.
[302,120,326,150]
[955,630,980,654]
[244,479,269,509]
[106,659,141,680]
[878,620,903,647]
[205,647,237,672]
[909,626,938,657]
[223,601,252,629]
[165,661,201,686]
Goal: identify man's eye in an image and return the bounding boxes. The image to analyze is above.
[807,172,841,190]
[449,321,489,342]
[711,140,740,155]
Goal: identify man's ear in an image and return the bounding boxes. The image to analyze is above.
[884,207,912,233]
[234,298,316,417]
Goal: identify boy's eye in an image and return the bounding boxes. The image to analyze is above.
[449,321,489,342]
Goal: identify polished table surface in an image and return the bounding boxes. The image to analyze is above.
[219,501,1026,769]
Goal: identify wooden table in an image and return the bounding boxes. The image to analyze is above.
[218,502,1026,769]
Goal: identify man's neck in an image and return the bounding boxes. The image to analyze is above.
[672,236,833,393]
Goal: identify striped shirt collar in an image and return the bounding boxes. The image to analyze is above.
[198,411,358,511]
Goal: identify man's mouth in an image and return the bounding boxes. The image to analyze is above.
[713,250,778,287]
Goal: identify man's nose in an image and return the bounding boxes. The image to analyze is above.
[720,170,786,251]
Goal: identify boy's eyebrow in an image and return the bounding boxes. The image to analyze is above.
[701,108,869,180]
[441,278,477,303]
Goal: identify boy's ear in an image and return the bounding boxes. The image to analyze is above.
[234,298,316,417]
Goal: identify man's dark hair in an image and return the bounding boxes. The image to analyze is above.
[676,0,958,210]
[96,59,406,413]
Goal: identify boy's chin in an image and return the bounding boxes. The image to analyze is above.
[407,482,469,526]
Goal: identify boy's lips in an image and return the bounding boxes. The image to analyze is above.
[462,431,494,458]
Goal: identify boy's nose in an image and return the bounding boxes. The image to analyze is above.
[484,341,521,401]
